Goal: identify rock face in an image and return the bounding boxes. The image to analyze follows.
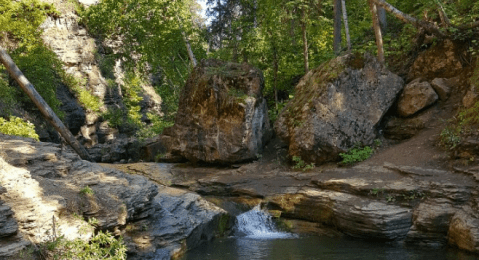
[397,81,438,117]
[125,187,231,260]
[131,160,479,250]
[38,5,163,155]
[160,59,272,164]
[408,39,465,81]
[274,53,403,164]
[0,134,231,258]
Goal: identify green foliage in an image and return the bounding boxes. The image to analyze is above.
[339,144,374,165]
[0,0,58,48]
[292,156,315,171]
[369,188,384,197]
[227,88,248,103]
[136,113,174,139]
[0,69,18,115]
[44,231,127,260]
[268,101,287,124]
[79,186,94,196]
[0,116,39,140]
[103,108,124,128]
[440,125,462,150]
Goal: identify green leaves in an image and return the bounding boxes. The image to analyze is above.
[0,116,39,141]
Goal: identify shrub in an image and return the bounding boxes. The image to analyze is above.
[45,231,127,260]
[292,156,315,171]
[0,116,39,140]
[339,144,374,165]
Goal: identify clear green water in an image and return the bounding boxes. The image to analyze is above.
[182,235,479,260]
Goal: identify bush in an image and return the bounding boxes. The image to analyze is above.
[45,231,127,260]
[339,142,378,165]
[0,116,39,140]
[292,156,315,171]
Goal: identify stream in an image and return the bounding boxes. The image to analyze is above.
[182,206,479,260]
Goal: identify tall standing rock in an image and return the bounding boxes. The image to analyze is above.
[161,60,272,164]
[275,53,403,164]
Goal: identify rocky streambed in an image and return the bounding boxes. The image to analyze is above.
[2,132,479,259]
[105,149,479,255]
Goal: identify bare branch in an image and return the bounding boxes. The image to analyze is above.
[371,0,446,38]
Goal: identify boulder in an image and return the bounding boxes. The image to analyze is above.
[430,78,451,101]
[274,53,403,164]
[448,206,479,253]
[397,81,438,117]
[160,59,272,164]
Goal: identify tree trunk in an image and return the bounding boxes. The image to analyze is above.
[371,0,445,38]
[341,0,351,53]
[301,8,309,73]
[369,0,385,63]
[181,30,198,67]
[333,0,342,55]
[177,16,198,67]
[378,7,387,31]
[272,44,279,110]
[0,48,92,161]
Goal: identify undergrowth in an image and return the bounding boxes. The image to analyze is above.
[339,139,381,165]
[0,116,39,140]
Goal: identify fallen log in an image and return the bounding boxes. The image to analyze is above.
[0,47,92,161]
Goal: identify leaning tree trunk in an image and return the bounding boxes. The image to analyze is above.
[341,0,351,53]
[300,8,309,73]
[333,0,342,55]
[369,0,385,63]
[0,47,92,161]
[371,0,446,38]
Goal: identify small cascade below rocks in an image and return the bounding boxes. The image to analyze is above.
[234,205,294,239]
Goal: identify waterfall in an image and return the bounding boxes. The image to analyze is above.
[234,205,294,239]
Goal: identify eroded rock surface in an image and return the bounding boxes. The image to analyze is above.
[159,59,272,164]
[274,53,403,164]
[125,187,231,260]
[111,159,479,252]
[0,134,231,258]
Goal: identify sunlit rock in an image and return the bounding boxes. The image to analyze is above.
[274,53,403,164]
[160,59,272,164]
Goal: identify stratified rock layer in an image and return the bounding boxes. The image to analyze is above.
[275,53,403,164]
[0,134,231,258]
[160,59,272,164]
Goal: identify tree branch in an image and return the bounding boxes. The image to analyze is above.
[371,0,446,38]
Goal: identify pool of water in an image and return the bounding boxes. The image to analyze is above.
[182,235,479,260]
[181,205,479,260]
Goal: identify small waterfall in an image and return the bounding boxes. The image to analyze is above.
[234,205,294,239]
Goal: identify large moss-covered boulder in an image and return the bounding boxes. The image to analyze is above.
[160,59,272,164]
[274,53,403,164]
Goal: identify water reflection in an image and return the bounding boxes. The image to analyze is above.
[183,236,479,260]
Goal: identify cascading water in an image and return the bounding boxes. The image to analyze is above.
[234,205,294,239]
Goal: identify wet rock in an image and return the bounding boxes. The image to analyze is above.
[406,199,457,246]
[397,81,438,117]
[274,53,403,164]
[160,59,272,164]
[125,186,232,260]
[430,78,451,101]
